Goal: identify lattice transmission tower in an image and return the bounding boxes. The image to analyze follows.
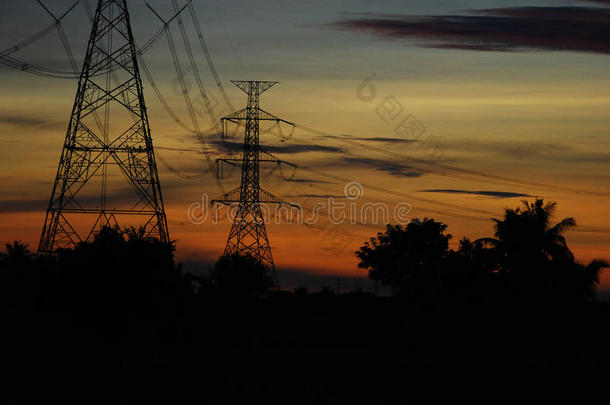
[38,0,169,254]
[213,81,296,286]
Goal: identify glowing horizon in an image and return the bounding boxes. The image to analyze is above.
[1,0,608,292]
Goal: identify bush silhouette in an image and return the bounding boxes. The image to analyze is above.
[208,253,274,297]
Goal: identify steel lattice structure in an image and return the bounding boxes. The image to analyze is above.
[213,81,295,286]
[38,0,169,255]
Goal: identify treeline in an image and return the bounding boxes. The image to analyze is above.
[1,199,610,398]
[357,199,608,308]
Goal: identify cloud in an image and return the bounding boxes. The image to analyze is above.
[283,178,336,185]
[0,114,62,128]
[211,139,345,155]
[580,0,610,4]
[344,157,425,178]
[446,139,571,160]
[445,138,610,163]
[0,198,48,213]
[420,189,531,198]
[266,143,345,154]
[332,6,610,54]
[0,176,200,214]
[339,136,419,144]
[291,194,345,199]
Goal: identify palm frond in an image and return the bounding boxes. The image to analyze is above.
[548,217,576,235]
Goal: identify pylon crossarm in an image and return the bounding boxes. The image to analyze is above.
[230,80,278,94]
[211,187,241,205]
[258,108,294,125]
[221,107,293,124]
[217,149,295,165]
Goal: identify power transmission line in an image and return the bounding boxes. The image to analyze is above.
[293,124,610,198]
[0,1,182,79]
[187,0,234,111]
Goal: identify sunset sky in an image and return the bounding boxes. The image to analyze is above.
[1,0,609,293]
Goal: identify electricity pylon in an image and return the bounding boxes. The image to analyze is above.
[213,81,295,286]
[38,0,169,254]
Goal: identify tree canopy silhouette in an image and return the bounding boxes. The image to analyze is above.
[356,218,451,300]
[208,253,275,297]
[0,205,609,392]
[480,199,575,268]
[27,226,193,341]
[356,199,608,304]
[478,199,607,302]
[0,241,34,266]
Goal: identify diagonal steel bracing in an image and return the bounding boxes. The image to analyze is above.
[212,81,296,287]
[38,0,169,254]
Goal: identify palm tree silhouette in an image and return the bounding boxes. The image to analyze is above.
[479,199,575,270]
[478,199,607,301]
[0,241,34,264]
[573,259,609,301]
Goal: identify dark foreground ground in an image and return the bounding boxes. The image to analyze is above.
[3,291,610,403]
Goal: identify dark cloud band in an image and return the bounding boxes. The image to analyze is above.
[333,7,610,54]
[420,189,531,198]
[212,139,344,155]
[344,157,425,178]
[0,114,61,128]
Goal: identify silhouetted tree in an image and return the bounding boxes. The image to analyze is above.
[356,219,451,301]
[454,238,500,273]
[208,253,274,297]
[481,199,575,268]
[439,238,503,305]
[31,225,195,343]
[568,259,609,302]
[0,241,34,266]
[478,199,607,301]
[0,241,38,311]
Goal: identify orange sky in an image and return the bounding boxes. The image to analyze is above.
[0,0,609,293]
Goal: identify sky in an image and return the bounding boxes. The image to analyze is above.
[0,0,609,293]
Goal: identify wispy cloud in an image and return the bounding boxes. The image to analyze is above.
[420,189,532,198]
[0,198,48,213]
[0,177,199,213]
[343,157,425,178]
[291,194,346,199]
[0,114,62,128]
[211,139,345,155]
[447,139,570,159]
[445,138,610,163]
[581,0,610,4]
[332,6,610,54]
[338,136,419,144]
[284,178,336,185]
